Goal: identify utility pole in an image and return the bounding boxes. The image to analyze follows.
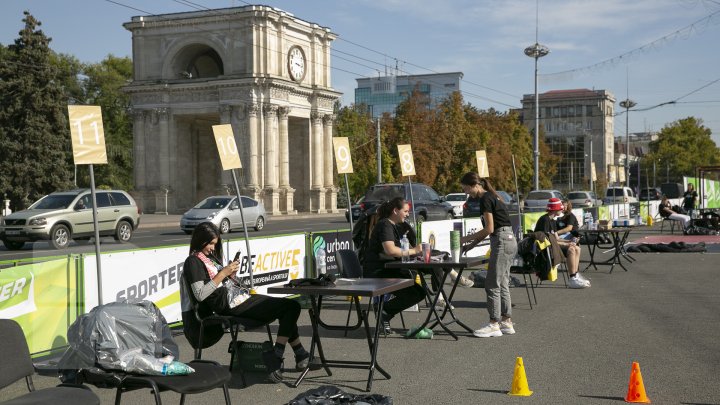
[619,98,636,189]
[376,117,381,183]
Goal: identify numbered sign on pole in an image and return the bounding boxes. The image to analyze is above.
[212,124,242,170]
[475,150,489,178]
[332,137,354,174]
[397,144,416,176]
[591,162,597,182]
[68,105,107,164]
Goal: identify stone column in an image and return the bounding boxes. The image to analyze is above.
[153,107,174,214]
[247,103,260,190]
[310,110,326,213]
[323,114,338,213]
[278,106,296,214]
[263,104,280,214]
[130,109,149,211]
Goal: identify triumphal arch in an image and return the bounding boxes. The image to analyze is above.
[123,6,340,215]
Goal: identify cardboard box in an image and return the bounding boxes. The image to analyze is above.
[598,220,612,230]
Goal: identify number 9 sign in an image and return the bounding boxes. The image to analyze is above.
[212,124,242,170]
[475,150,489,178]
[68,105,107,165]
[332,137,354,174]
[397,144,416,176]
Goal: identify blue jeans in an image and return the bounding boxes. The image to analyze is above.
[485,226,517,321]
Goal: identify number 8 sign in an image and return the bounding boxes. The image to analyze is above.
[397,144,416,176]
[332,137,354,174]
[212,124,242,170]
[68,105,108,165]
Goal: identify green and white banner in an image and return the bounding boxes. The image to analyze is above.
[0,258,80,354]
[685,176,720,209]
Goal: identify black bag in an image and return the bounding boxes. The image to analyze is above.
[286,273,337,287]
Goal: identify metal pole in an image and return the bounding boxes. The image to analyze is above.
[619,99,636,189]
[407,176,417,227]
[230,169,255,291]
[653,160,656,189]
[376,118,382,183]
[88,164,103,305]
[344,173,353,235]
[589,132,594,193]
[533,56,540,190]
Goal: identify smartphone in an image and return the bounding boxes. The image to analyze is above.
[233,251,241,262]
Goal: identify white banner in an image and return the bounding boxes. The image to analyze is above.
[419,218,489,258]
[83,234,307,323]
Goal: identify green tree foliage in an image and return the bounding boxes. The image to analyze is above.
[643,117,719,183]
[0,12,74,209]
[75,55,134,190]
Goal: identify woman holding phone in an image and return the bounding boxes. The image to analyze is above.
[180,222,309,382]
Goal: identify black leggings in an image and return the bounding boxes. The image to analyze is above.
[222,295,301,341]
[370,268,426,318]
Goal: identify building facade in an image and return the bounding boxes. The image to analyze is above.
[519,89,616,191]
[355,72,463,117]
[123,6,341,215]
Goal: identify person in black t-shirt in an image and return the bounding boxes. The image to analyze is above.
[534,198,589,289]
[459,172,518,338]
[683,183,698,218]
[362,197,427,334]
[556,199,580,241]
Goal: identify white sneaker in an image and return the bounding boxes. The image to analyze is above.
[575,273,591,286]
[499,320,516,335]
[473,322,502,338]
[568,276,589,289]
[435,297,455,310]
[456,275,475,288]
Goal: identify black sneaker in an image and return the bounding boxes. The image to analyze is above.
[379,311,394,335]
[261,350,284,382]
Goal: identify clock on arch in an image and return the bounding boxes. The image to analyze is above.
[287,45,306,82]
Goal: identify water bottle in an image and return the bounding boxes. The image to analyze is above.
[584,212,593,229]
[400,233,410,263]
[316,248,326,275]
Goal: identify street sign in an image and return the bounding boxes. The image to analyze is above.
[397,144,416,176]
[68,105,107,165]
[332,137,354,174]
[212,124,242,170]
[475,150,489,178]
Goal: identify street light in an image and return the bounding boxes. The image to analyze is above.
[619,98,636,188]
[524,42,549,190]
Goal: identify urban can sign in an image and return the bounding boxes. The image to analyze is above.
[332,137,354,174]
[68,105,107,165]
[212,124,242,170]
[397,144,416,176]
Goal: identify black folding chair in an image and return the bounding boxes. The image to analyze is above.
[0,319,100,405]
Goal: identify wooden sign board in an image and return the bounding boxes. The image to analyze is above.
[212,124,242,170]
[332,137,354,174]
[475,150,489,178]
[397,144,416,176]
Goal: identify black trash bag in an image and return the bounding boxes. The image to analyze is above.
[287,385,392,405]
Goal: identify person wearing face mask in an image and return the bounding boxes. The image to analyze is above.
[180,222,310,383]
[362,196,427,334]
[534,198,590,289]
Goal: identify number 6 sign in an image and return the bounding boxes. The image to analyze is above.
[332,137,354,174]
[68,105,107,165]
[212,124,242,170]
[475,150,489,178]
[397,144,416,176]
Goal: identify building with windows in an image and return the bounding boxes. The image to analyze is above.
[355,72,463,117]
[518,89,616,192]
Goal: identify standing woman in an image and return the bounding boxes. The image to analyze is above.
[180,222,310,382]
[460,172,518,337]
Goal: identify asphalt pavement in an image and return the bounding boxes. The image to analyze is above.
[2,224,719,404]
[138,212,347,230]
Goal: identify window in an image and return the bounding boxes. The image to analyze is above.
[96,193,112,208]
[110,192,131,206]
[425,187,440,202]
[553,107,560,117]
[241,197,258,208]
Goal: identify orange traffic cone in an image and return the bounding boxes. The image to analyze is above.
[508,357,533,396]
[625,362,651,403]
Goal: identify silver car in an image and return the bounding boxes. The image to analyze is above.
[567,191,602,208]
[523,189,565,212]
[445,193,468,217]
[180,195,266,234]
[0,189,141,250]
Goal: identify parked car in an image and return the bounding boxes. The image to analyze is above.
[180,195,266,234]
[496,191,521,214]
[567,191,603,208]
[523,190,565,211]
[639,187,662,201]
[360,182,454,225]
[345,196,364,222]
[603,186,638,204]
[445,193,468,217]
[0,189,141,250]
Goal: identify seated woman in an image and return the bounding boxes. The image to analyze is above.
[556,199,579,241]
[362,197,426,334]
[659,195,691,232]
[534,198,590,289]
[181,222,309,382]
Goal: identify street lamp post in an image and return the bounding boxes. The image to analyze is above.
[619,98,636,188]
[524,42,549,190]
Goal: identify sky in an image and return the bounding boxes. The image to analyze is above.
[2,0,720,145]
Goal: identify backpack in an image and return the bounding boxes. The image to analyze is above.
[352,209,380,266]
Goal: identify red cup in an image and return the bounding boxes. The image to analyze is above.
[422,242,431,263]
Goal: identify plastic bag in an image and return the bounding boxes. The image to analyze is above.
[405,327,433,339]
[226,279,251,308]
[119,348,195,375]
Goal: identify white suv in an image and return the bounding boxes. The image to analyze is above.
[0,189,141,250]
[603,187,638,204]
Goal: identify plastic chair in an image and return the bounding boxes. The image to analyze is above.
[180,271,273,387]
[0,319,100,405]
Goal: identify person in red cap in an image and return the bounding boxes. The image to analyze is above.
[533,198,590,288]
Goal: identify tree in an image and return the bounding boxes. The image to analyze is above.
[643,117,720,183]
[0,12,73,209]
[75,55,134,190]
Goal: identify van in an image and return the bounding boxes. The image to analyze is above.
[603,187,638,204]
